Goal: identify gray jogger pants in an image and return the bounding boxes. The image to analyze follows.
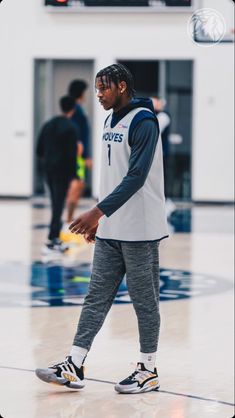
[73,238,160,353]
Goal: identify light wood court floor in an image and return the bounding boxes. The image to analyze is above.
[0,198,234,418]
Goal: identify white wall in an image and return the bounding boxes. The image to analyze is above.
[192,45,234,201]
[0,0,234,201]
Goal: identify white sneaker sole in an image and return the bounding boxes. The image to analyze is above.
[35,368,85,390]
[115,379,160,394]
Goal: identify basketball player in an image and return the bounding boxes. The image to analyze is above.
[36,64,168,394]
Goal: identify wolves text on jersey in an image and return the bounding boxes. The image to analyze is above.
[103,132,124,143]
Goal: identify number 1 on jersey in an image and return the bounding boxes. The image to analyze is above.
[107,144,111,166]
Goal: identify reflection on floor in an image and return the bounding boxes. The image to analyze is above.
[168,204,234,234]
[0,260,232,308]
[32,202,234,235]
[0,197,234,418]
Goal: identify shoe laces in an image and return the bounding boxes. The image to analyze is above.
[128,363,147,381]
[51,356,70,369]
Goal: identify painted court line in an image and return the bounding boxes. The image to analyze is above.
[0,365,234,407]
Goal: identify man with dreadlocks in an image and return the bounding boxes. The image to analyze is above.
[36,64,168,394]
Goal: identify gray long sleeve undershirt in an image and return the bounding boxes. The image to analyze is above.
[97,118,159,217]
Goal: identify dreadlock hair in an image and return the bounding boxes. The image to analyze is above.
[96,64,135,98]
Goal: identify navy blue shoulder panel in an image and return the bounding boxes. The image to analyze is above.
[104,114,111,129]
[128,110,158,146]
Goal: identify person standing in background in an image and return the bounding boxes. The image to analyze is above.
[152,96,171,196]
[66,80,92,224]
[152,96,175,216]
[36,96,78,254]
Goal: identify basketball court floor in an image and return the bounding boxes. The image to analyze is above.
[0,197,234,418]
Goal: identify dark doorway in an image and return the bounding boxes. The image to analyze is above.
[33,59,94,196]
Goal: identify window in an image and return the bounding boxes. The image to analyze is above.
[44,0,192,8]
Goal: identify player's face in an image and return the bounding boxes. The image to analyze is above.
[95,77,122,111]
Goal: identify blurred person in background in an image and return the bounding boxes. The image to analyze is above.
[152,96,175,215]
[65,79,92,225]
[36,96,78,254]
[152,96,171,190]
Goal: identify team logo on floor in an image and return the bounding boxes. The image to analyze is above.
[0,261,232,307]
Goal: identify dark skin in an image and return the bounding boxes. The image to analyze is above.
[69,76,131,243]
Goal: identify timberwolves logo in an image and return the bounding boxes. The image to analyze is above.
[187,8,226,46]
[0,262,232,307]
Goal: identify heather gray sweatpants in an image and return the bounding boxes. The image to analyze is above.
[73,238,161,353]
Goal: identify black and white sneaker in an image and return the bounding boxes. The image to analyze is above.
[35,356,85,389]
[41,239,69,255]
[115,362,160,394]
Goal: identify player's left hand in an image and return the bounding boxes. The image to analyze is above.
[69,206,103,236]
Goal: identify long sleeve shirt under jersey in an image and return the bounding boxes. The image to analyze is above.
[97,116,159,218]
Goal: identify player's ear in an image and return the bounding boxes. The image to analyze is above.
[119,81,127,94]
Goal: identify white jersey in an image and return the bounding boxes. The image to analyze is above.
[96,107,168,241]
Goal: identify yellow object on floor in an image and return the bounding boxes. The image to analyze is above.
[60,230,85,245]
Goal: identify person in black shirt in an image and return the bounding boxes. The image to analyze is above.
[36,96,78,254]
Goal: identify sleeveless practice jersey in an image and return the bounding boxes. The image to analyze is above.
[96,107,168,242]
